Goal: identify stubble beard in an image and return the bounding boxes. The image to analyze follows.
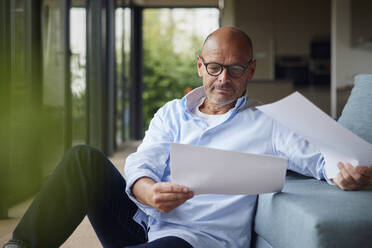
[209,95,236,105]
[208,84,237,105]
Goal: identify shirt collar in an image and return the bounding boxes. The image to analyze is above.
[183,86,260,113]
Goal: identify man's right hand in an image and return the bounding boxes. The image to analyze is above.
[132,177,194,213]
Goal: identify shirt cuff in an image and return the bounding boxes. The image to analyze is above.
[125,168,162,219]
[322,165,335,185]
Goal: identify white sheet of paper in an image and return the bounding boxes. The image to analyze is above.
[256,92,372,178]
[170,143,288,195]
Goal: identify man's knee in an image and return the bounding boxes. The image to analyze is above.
[68,144,101,156]
[65,145,107,170]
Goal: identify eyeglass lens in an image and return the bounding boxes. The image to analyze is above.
[206,63,245,77]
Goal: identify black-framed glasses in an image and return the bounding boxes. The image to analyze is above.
[200,56,253,78]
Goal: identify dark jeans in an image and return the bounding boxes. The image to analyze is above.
[12,145,192,248]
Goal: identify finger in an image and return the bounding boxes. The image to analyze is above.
[344,163,363,184]
[334,166,357,191]
[339,169,359,190]
[159,198,191,213]
[360,176,372,186]
[340,165,357,185]
[337,162,345,170]
[333,172,348,190]
[153,192,193,204]
[155,182,191,193]
[355,165,372,177]
[334,163,347,190]
[155,197,190,213]
[332,174,342,190]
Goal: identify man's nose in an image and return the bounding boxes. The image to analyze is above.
[218,67,230,82]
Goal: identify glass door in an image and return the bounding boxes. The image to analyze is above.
[41,0,69,176]
[70,2,87,146]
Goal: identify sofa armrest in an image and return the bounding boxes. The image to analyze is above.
[253,171,372,248]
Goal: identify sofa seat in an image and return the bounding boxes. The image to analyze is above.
[253,172,372,248]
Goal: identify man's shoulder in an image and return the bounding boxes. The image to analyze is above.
[161,98,184,110]
[156,98,185,117]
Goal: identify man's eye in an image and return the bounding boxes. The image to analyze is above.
[208,64,221,72]
[230,66,244,74]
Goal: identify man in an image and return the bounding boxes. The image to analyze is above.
[4,26,372,248]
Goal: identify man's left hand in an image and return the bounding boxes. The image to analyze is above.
[333,162,372,190]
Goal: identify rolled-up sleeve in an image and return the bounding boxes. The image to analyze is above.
[124,103,175,218]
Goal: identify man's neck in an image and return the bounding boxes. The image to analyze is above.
[199,97,236,115]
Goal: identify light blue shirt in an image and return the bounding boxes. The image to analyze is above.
[124,87,326,248]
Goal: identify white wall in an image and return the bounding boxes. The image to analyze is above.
[235,0,275,80]
[273,0,330,56]
[220,0,235,26]
[331,0,372,117]
[221,0,331,80]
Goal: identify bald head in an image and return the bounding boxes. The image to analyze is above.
[201,26,253,59]
[197,27,256,109]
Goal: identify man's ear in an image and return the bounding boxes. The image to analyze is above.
[197,55,203,77]
[247,59,256,80]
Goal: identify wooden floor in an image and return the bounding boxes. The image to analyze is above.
[0,141,141,248]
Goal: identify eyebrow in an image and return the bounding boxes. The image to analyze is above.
[200,56,252,66]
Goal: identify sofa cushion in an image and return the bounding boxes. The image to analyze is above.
[338,74,372,144]
[253,234,274,248]
[253,172,372,248]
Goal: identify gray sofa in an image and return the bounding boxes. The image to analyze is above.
[252,74,372,248]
